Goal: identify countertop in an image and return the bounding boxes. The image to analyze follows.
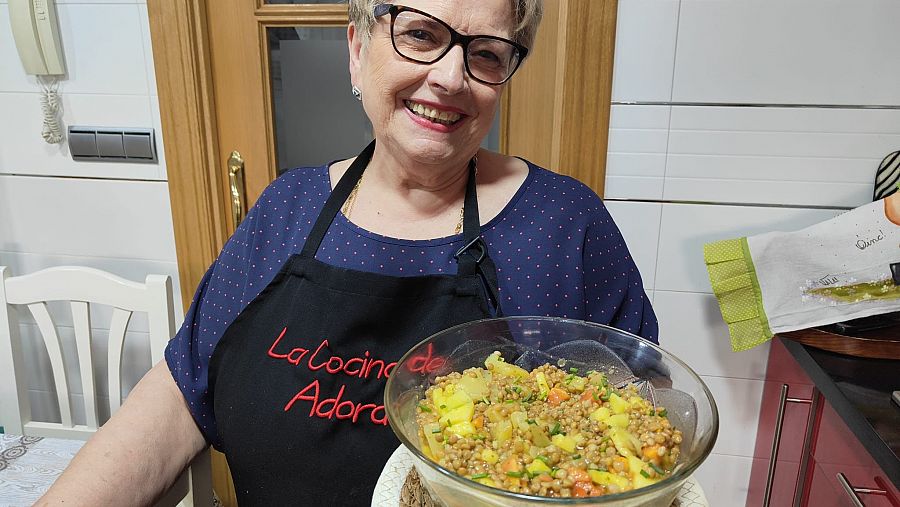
[780,337,900,489]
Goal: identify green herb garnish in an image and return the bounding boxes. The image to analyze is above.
[470,473,490,480]
[658,408,668,417]
[571,454,581,460]
[640,469,651,478]
[536,455,550,464]
[549,422,562,436]
[431,428,441,434]
[649,462,665,475]
[506,471,525,478]
[418,404,432,412]
[569,367,579,374]
[527,419,536,425]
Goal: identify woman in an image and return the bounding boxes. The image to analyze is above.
[37,0,656,505]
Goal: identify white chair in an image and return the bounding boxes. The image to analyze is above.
[0,265,213,507]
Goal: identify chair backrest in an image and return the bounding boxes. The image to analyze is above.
[0,266,176,440]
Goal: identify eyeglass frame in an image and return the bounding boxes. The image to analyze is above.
[372,3,530,86]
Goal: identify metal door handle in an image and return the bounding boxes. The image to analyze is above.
[763,384,812,507]
[227,150,246,229]
[836,472,893,507]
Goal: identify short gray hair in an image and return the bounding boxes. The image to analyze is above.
[349,0,543,50]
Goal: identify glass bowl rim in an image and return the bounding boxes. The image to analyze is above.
[384,315,720,505]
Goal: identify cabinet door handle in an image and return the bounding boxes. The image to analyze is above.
[227,150,246,230]
[763,384,812,507]
[836,472,892,507]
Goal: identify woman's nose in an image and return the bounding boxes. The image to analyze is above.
[427,45,467,95]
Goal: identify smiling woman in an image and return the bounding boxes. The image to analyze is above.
[36,1,653,506]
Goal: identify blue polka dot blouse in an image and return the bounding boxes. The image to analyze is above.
[165,161,658,444]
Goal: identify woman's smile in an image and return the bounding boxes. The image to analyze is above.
[402,99,467,132]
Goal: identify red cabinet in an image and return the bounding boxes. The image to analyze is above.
[747,339,899,507]
[746,338,816,506]
[801,400,900,506]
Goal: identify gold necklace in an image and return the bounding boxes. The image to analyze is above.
[341,158,475,235]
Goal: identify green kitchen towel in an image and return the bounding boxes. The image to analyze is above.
[704,193,900,352]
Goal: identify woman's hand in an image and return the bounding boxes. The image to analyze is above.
[34,360,208,506]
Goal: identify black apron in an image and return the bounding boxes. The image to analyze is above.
[208,141,502,506]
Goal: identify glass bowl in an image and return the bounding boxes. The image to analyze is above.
[384,317,718,507]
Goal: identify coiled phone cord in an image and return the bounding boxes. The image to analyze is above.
[38,75,64,144]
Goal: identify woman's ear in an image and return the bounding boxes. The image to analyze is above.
[348,23,363,87]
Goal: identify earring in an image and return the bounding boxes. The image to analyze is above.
[351,86,362,101]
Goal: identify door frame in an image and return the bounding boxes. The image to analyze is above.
[147,0,617,503]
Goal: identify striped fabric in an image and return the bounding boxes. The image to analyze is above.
[874,150,900,200]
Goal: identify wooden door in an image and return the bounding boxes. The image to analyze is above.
[147,1,617,504]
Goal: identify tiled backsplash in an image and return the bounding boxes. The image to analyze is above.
[608,1,899,504]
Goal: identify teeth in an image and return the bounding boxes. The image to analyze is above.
[405,100,461,125]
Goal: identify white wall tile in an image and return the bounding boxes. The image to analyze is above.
[663,106,900,207]
[672,0,900,105]
[1,5,149,95]
[655,203,844,293]
[654,290,769,380]
[605,105,669,200]
[611,0,680,102]
[702,376,764,457]
[694,453,753,507]
[0,92,163,180]
[0,175,178,262]
[603,200,662,289]
[149,95,167,180]
[137,4,156,95]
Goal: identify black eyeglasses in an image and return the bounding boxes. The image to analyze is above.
[373,3,529,85]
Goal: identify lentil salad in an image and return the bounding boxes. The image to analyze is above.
[415,352,683,498]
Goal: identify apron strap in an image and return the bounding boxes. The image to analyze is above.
[302,140,502,314]
[300,140,376,258]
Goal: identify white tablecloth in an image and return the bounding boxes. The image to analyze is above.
[0,434,85,507]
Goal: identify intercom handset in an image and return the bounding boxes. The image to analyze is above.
[8,0,67,144]
[9,0,66,76]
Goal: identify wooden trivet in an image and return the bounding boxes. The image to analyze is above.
[399,467,438,507]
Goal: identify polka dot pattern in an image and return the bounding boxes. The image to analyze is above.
[165,161,658,446]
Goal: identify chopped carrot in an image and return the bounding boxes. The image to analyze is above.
[547,387,571,405]
[642,445,658,459]
[472,415,484,429]
[568,467,591,484]
[573,481,594,498]
[613,456,629,473]
[501,455,520,473]
[538,474,553,482]
[579,388,595,402]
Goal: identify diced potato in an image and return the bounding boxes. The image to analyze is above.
[530,425,552,447]
[590,407,611,422]
[628,396,648,410]
[448,421,476,437]
[456,375,490,399]
[510,411,530,431]
[484,404,504,423]
[627,455,648,478]
[632,472,660,489]
[526,458,551,475]
[569,376,587,392]
[423,423,444,459]
[551,434,577,453]
[588,470,630,490]
[535,372,551,400]
[609,427,636,456]
[607,413,630,428]
[481,449,499,464]
[439,403,474,426]
[474,477,497,487]
[608,393,629,414]
[493,420,513,444]
[484,351,529,379]
[441,389,474,412]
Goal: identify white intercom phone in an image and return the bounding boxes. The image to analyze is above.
[8,0,67,143]
[9,0,65,75]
